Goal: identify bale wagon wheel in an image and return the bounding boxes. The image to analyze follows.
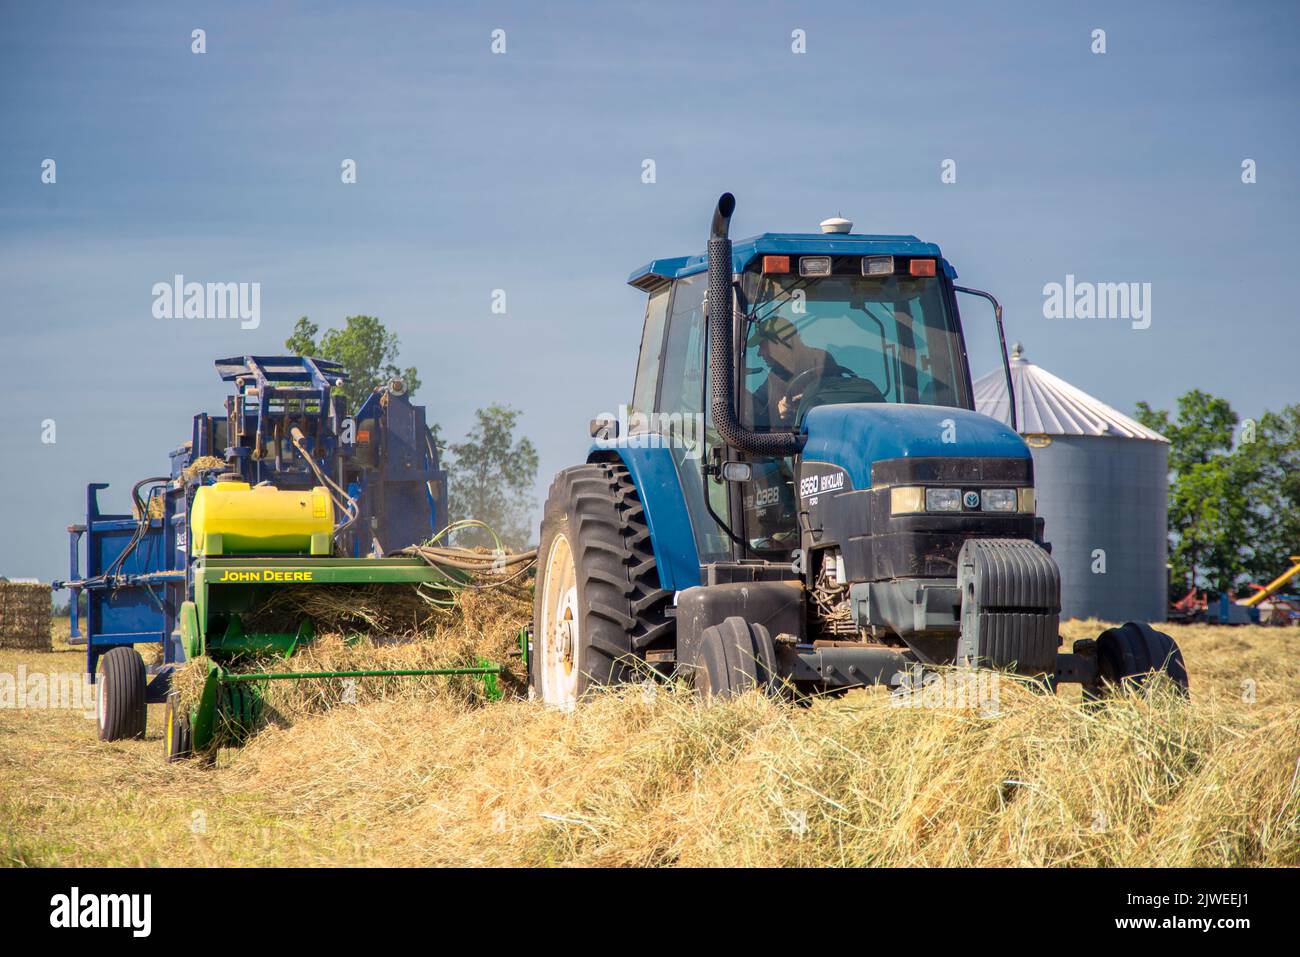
[96,645,148,741]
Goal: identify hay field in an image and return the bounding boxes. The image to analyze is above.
[1,616,1297,867]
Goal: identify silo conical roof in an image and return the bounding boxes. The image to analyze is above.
[973,344,1168,442]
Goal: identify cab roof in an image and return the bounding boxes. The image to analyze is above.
[628,231,952,291]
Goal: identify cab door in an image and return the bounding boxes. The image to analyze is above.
[651,274,731,564]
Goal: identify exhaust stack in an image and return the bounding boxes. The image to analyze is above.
[707,193,806,457]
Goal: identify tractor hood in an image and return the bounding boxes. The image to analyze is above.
[800,404,1030,490]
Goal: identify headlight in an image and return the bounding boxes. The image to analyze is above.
[890,485,1034,514]
[925,488,963,512]
[890,486,925,515]
[982,488,1018,512]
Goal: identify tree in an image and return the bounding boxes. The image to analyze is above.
[446,405,538,550]
[286,315,421,410]
[1237,404,1300,583]
[1135,391,1300,595]
[1136,391,1246,592]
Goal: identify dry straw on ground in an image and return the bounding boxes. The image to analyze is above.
[225,673,1299,867]
[3,616,1297,866]
[0,582,52,650]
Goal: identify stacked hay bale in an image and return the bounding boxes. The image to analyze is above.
[0,581,53,650]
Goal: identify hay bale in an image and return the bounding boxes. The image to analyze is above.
[0,582,53,650]
[181,455,226,483]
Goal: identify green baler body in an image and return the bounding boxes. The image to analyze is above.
[180,555,506,752]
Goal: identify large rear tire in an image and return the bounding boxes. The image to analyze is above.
[531,463,673,707]
[680,617,778,699]
[1094,621,1189,696]
[97,646,147,741]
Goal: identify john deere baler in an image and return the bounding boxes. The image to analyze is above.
[56,355,507,760]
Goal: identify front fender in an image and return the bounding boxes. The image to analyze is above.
[588,442,701,591]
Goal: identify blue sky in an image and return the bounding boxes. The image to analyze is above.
[1,0,1297,582]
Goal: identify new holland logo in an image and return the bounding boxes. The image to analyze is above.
[963,490,981,509]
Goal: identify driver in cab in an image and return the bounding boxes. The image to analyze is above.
[748,316,848,428]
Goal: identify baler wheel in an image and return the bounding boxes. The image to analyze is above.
[682,617,778,700]
[163,691,193,762]
[1092,621,1189,697]
[531,462,673,706]
[96,646,147,741]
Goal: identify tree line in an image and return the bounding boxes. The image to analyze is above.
[1136,391,1300,597]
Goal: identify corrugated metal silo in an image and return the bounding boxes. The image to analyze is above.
[973,345,1169,623]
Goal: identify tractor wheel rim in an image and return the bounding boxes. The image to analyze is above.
[540,533,580,709]
[96,673,107,728]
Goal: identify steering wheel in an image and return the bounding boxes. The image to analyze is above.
[784,365,829,398]
[792,368,885,420]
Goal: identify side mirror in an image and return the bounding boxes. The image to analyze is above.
[590,416,619,441]
[954,285,1017,431]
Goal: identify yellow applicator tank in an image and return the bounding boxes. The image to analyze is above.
[191,481,334,555]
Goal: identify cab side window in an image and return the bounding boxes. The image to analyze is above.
[656,274,707,416]
[655,274,728,562]
[631,288,669,415]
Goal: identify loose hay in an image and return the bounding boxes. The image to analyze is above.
[180,455,227,482]
[0,582,53,650]
[171,579,532,729]
[222,673,1300,867]
[4,618,1298,866]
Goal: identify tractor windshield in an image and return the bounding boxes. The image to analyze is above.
[739,270,970,430]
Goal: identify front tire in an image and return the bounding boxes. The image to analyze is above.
[531,463,673,707]
[1094,621,1189,696]
[680,617,778,699]
[97,646,147,741]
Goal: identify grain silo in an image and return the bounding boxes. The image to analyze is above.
[973,345,1169,623]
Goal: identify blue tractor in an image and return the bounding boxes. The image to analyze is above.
[530,194,1188,704]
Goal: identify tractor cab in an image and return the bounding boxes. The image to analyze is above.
[623,215,993,562]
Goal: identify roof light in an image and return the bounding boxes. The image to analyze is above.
[909,258,937,277]
[799,256,832,277]
[862,255,894,276]
[820,216,853,234]
[762,255,790,274]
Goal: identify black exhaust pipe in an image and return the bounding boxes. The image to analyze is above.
[707,193,805,457]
